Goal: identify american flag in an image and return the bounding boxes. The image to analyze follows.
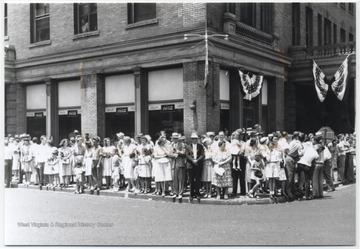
[239,70,263,101]
[312,60,328,102]
[331,55,349,101]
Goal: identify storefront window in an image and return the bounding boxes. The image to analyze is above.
[27,112,46,139]
[59,110,81,140]
[26,84,46,138]
[105,107,135,140]
[149,107,183,141]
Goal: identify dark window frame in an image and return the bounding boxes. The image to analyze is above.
[260,3,274,34]
[349,32,354,42]
[349,3,354,14]
[239,3,256,27]
[333,23,337,44]
[292,3,300,46]
[340,28,346,43]
[127,3,156,24]
[4,3,7,37]
[317,14,322,46]
[30,3,50,44]
[305,6,313,47]
[324,18,332,45]
[73,3,98,34]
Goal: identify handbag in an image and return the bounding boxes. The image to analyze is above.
[254,170,263,178]
[214,164,225,176]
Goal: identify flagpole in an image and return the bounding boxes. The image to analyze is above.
[184,3,228,88]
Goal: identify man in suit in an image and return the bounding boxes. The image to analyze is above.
[170,133,187,201]
[186,132,204,202]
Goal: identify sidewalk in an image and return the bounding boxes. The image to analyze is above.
[10,180,344,205]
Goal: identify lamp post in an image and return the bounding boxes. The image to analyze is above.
[184,16,228,87]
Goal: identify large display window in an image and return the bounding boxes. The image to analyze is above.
[26,84,46,138]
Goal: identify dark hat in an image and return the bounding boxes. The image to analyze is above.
[92,136,100,142]
[293,131,300,137]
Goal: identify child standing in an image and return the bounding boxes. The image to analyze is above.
[47,150,60,188]
[247,153,265,198]
[111,150,121,191]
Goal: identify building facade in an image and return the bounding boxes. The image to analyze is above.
[4,3,356,144]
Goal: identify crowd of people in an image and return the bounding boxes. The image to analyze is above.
[4,125,356,203]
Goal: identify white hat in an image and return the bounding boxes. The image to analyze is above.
[171,132,179,139]
[116,132,124,137]
[315,131,323,137]
[259,137,268,144]
[191,132,199,139]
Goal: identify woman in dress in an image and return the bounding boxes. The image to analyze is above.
[101,138,115,189]
[11,138,21,181]
[20,138,33,185]
[212,141,233,200]
[136,136,153,193]
[202,137,213,198]
[84,141,95,190]
[265,137,284,203]
[47,150,60,188]
[153,137,172,197]
[58,139,72,188]
[244,138,260,193]
[121,136,137,192]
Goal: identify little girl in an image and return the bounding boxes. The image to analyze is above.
[20,139,33,185]
[247,153,264,198]
[230,134,242,171]
[111,150,122,191]
[47,150,60,188]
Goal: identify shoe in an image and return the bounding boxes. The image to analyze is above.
[305,196,313,200]
[224,194,228,200]
[75,190,79,194]
[247,193,254,198]
[207,193,211,198]
[216,195,220,200]
[152,190,158,195]
[178,195,183,199]
[162,193,165,197]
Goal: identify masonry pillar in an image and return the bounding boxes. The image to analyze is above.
[45,78,59,145]
[268,76,285,132]
[183,61,220,140]
[80,73,105,139]
[132,67,149,136]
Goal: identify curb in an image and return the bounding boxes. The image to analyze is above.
[9,181,346,206]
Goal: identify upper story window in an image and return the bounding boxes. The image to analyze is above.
[317,14,322,46]
[227,3,236,15]
[74,3,97,34]
[292,3,300,46]
[30,3,50,43]
[324,18,332,45]
[340,28,346,43]
[4,3,7,37]
[349,33,354,42]
[260,3,273,33]
[349,3,354,14]
[239,3,256,27]
[305,6,313,47]
[127,3,156,24]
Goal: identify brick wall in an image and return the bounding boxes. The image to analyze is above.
[80,74,105,138]
[7,3,206,61]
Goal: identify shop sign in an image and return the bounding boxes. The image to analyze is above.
[68,110,78,116]
[34,112,44,118]
[161,104,175,112]
[116,107,128,115]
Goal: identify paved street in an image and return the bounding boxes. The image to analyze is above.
[4,184,356,246]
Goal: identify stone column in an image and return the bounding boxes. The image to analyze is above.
[45,78,59,145]
[268,76,285,132]
[133,67,149,136]
[183,61,220,141]
[80,73,105,138]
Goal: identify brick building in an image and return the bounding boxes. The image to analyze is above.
[4,3,356,144]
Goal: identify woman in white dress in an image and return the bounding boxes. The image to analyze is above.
[121,136,137,192]
[153,137,172,197]
[58,139,72,188]
[265,137,285,203]
[102,138,115,189]
[20,138,33,185]
[136,136,153,194]
[202,138,213,198]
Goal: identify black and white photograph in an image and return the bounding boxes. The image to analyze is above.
[2,1,357,246]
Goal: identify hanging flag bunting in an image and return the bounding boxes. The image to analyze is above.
[312,60,329,102]
[331,55,349,101]
[239,70,263,101]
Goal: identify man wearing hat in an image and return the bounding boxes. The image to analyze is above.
[285,131,304,198]
[170,132,187,200]
[91,136,102,190]
[186,131,205,202]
